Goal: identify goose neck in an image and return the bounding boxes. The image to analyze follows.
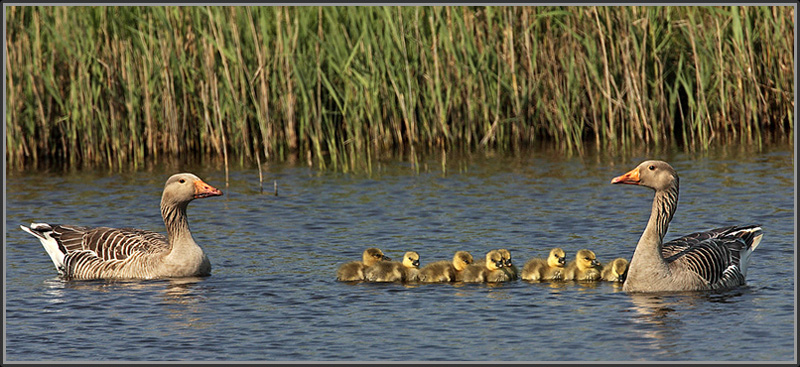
[161,200,193,245]
[639,184,679,249]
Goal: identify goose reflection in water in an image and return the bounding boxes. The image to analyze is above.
[43,277,212,330]
[626,293,682,358]
[626,291,747,359]
[50,276,207,301]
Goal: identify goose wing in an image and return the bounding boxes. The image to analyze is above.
[49,224,170,261]
[662,225,762,289]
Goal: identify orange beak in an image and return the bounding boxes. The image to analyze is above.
[611,167,640,185]
[193,179,223,198]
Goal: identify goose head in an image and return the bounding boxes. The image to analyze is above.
[547,248,567,268]
[362,247,390,266]
[452,251,474,271]
[162,173,223,207]
[402,251,421,268]
[611,160,679,192]
[485,250,505,271]
[575,249,600,271]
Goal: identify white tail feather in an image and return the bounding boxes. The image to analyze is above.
[20,223,66,273]
[738,230,763,278]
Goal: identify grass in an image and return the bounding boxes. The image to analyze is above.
[5,6,795,172]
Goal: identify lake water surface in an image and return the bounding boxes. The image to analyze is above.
[4,144,796,362]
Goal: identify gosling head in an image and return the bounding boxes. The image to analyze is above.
[610,258,629,281]
[452,251,474,271]
[402,251,421,269]
[575,249,600,271]
[497,248,513,268]
[363,247,390,266]
[485,250,505,271]
[547,248,567,268]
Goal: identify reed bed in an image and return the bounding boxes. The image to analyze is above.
[5,6,794,172]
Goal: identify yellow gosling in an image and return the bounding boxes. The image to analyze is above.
[521,248,566,281]
[563,249,602,281]
[497,249,519,280]
[601,257,629,282]
[336,247,390,281]
[365,251,421,282]
[418,251,473,283]
[458,250,510,283]
[401,251,421,282]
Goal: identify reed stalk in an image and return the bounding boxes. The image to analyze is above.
[5,6,794,171]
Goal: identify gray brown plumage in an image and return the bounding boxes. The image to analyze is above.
[336,247,390,281]
[418,251,473,282]
[612,160,763,292]
[20,173,223,280]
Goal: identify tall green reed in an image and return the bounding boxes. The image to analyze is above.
[5,6,794,172]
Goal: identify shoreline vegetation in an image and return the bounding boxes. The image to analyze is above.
[5,6,794,173]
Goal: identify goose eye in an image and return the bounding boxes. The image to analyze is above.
[179,179,186,183]
[648,165,655,170]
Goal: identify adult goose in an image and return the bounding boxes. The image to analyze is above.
[20,173,223,280]
[611,160,763,292]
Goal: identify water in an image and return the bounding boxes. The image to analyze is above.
[4,145,795,362]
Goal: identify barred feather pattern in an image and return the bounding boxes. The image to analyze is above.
[662,225,762,290]
[46,224,171,280]
[649,180,679,244]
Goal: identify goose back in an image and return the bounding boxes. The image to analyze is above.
[662,225,762,290]
[41,225,174,279]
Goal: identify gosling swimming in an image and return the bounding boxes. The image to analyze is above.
[563,249,602,281]
[521,247,567,281]
[601,257,629,282]
[336,247,390,281]
[365,251,421,282]
[418,251,473,283]
[458,250,511,283]
[497,248,519,280]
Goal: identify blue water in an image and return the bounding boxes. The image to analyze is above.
[4,144,795,362]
